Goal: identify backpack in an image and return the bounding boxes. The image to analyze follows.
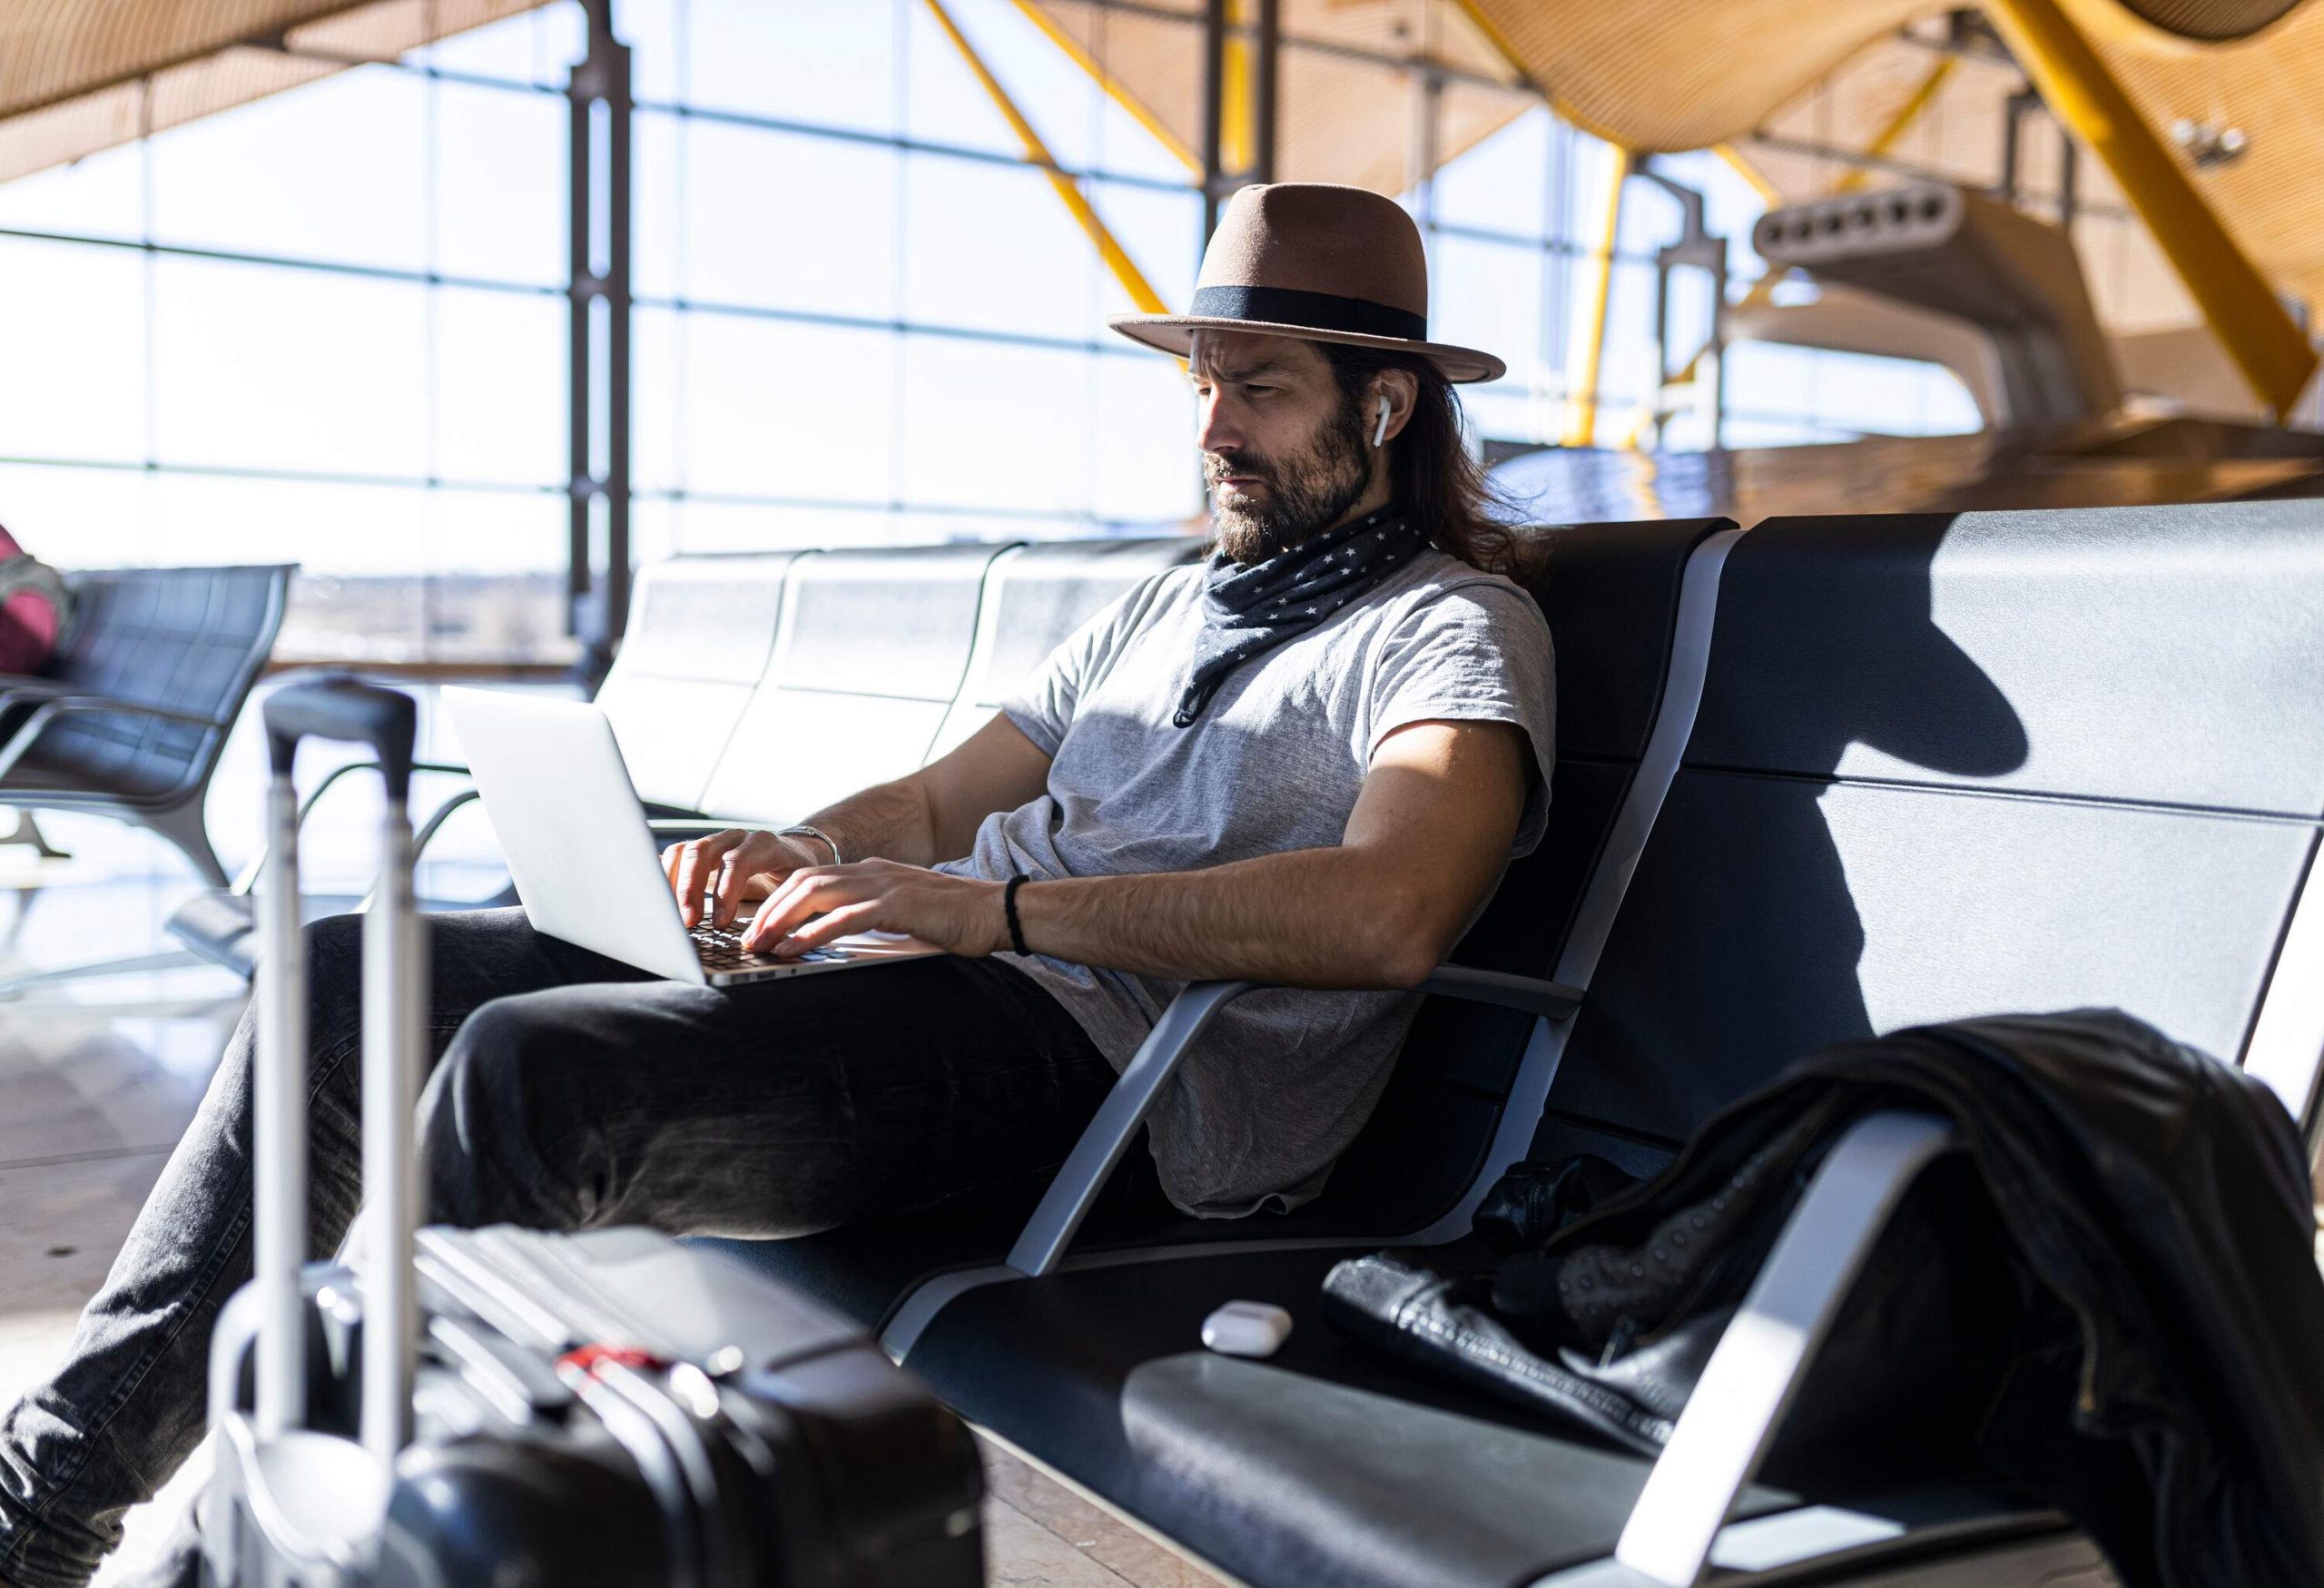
[0,526,73,676]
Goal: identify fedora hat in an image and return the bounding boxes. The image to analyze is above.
[1108,182,1505,384]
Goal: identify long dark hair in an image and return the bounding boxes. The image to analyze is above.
[1323,342,1520,577]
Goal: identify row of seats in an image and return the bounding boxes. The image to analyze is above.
[591,537,1206,825]
[684,500,2324,1587]
[724,515,1729,1314]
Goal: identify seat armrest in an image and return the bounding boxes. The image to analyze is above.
[226,758,471,895]
[1421,964,1583,1021]
[1005,963,1587,1278]
[0,691,242,784]
[1006,979,1260,1277]
[1590,1110,1961,1588]
[5,687,230,729]
[0,673,61,704]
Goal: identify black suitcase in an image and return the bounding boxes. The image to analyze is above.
[201,676,985,1587]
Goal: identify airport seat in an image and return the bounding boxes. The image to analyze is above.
[696,542,1010,824]
[166,543,1014,979]
[579,538,1206,837]
[0,564,292,887]
[927,536,1207,758]
[594,553,802,814]
[716,516,1731,1331]
[866,501,2324,1587]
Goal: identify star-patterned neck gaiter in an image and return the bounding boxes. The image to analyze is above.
[1173,506,1431,727]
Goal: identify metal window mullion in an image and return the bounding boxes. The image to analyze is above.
[635,485,1095,521]
[643,97,1195,197]
[0,224,568,296]
[1199,0,1226,242]
[0,454,563,494]
[1251,0,1278,185]
[606,43,634,647]
[567,0,633,676]
[567,62,594,633]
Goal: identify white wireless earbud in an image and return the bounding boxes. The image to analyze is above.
[1372,393,1392,449]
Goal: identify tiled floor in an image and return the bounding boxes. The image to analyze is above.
[0,693,1229,1588]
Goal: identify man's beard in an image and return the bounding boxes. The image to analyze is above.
[1205,389,1373,566]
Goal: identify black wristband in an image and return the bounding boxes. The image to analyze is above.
[1003,873,1030,955]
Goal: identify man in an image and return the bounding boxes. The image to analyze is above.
[0,182,1552,1588]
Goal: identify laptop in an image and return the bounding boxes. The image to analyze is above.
[441,687,942,987]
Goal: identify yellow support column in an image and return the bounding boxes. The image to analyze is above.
[923,0,1172,316]
[1984,0,2315,418]
[1563,145,1630,449]
[1835,55,1957,197]
[1712,143,1780,205]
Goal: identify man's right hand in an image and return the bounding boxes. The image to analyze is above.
[661,829,827,928]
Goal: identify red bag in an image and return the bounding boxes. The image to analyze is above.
[0,526,69,676]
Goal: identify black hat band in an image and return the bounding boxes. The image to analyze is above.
[1188,284,1427,342]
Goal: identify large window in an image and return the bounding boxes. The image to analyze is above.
[0,0,2021,666]
[623,0,1205,570]
[0,0,1210,664]
[0,7,581,664]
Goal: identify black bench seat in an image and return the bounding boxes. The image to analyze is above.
[911,1242,2069,1588]
[740,500,2324,1588]
[710,517,1735,1333]
[0,564,291,887]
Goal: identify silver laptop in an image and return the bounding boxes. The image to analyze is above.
[442,687,940,986]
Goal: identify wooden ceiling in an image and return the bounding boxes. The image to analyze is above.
[1024,0,1535,193]
[1462,0,2324,312]
[0,0,547,183]
[1035,0,2322,348]
[5,0,2317,341]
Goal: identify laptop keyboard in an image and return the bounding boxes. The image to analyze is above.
[689,922,842,972]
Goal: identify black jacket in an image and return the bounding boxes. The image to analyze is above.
[1325,1010,2324,1588]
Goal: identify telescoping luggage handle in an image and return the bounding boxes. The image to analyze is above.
[254,676,427,1475]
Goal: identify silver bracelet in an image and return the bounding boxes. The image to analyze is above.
[777,824,843,866]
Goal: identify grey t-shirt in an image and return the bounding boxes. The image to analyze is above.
[935,547,1555,1217]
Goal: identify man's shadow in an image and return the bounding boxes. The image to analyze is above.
[1555,516,2031,1150]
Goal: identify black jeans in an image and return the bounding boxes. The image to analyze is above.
[0,908,1120,1588]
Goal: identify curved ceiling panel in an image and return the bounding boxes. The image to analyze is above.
[1023,1,1531,195]
[2069,0,2324,301]
[2111,0,2307,41]
[0,0,547,184]
[1462,0,1926,153]
[0,1,349,119]
[1462,0,2324,314]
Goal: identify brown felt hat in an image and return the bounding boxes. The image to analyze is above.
[1108,182,1505,384]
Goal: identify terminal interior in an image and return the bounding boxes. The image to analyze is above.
[3,2,2323,1585]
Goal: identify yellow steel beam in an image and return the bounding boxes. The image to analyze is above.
[1563,144,1630,449]
[921,0,1172,316]
[1983,0,2315,418]
[1712,142,1780,205]
[1835,53,1956,194]
[1007,0,1200,174]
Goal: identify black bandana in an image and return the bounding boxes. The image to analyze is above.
[1174,507,1431,727]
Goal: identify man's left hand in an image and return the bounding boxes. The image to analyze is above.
[743,859,1009,959]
